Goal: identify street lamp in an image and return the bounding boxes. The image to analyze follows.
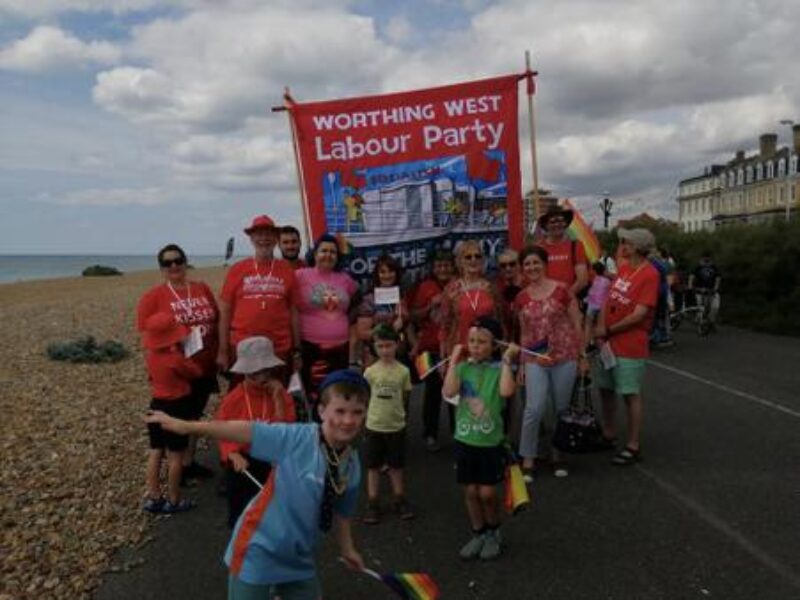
[779,119,794,222]
[599,193,613,230]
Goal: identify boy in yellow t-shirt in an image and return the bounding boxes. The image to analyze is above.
[362,324,414,524]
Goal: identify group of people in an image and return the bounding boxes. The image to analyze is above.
[138,208,670,599]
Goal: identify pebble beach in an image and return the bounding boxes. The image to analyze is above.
[0,266,226,599]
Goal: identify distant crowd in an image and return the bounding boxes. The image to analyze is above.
[137,209,722,599]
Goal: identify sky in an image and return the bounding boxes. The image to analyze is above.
[1,0,798,255]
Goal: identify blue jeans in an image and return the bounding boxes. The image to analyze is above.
[519,361,577,459]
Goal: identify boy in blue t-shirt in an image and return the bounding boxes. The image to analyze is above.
[146,369,370,600]
[443,317,518,561]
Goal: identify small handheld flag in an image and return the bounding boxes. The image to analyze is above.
[414,352,451,379]
[341,559,441,600]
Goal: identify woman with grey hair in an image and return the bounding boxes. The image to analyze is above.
[593,228,660,466]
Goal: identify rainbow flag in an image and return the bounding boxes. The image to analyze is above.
[414,352,434,379]
[563,199,601,263]
[380,572,441,600]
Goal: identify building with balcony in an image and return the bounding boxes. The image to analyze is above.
[677,125,800,232]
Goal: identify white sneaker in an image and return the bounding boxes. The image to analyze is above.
[479,529,501,560]
[459,533,485,560]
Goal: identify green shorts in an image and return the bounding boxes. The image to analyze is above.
[228,574,320,600]
[594,357,647,396]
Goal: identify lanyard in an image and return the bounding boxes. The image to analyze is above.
[253,259,276,309]
[166,282,193,316]
[244,386,267,421]
[460,279,482,314]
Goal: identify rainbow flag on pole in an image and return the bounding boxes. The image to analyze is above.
[344,560,441,600]
[381,572,441,600]
[414,351,435,379]
[563,199,601,263]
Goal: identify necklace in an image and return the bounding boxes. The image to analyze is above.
[166,281,193,316]
[460,278,482,314]
[320,436,350,495]
[253,258,276,310]
[244,386,267,422]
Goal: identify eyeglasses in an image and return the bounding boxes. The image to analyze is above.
[499,262,517,269]
[159,257,186,268]
[463,254,483,260]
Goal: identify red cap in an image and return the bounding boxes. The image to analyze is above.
[244,215,276,234]
[142,312,190,350]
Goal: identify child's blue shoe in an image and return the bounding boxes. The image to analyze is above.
[160,498,196,514]
[142,496,164,513]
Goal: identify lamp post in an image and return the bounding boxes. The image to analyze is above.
[599,194,613,230]
[780,119,794,222]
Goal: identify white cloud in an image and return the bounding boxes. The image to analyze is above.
[40,187,166,206]
[384,16,412,44]
[0,25,120,71]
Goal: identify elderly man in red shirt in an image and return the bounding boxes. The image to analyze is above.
[217,215,298,380]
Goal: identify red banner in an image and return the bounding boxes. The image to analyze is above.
[288,74,523,280]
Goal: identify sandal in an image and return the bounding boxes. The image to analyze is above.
[611,446,641,466]
[161,498,196,514]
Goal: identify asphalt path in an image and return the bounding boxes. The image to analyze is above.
[96,325,800,599]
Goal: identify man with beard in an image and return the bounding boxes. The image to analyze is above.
[278,225,306,270]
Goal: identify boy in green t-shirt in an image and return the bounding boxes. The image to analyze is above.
[443,316,519,561]
[362,324,414,524]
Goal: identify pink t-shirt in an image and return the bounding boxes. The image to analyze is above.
[586,276,611,311]
[294,267,358,347]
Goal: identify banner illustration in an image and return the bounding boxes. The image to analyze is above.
[288,75,523,285]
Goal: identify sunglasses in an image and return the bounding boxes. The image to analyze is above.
[499,262,517,268]
[463,253,483,260]
[159,257,186,268]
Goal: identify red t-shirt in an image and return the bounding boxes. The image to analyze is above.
[145,347,203,400]
[221,258,296,354]
[410,278,446,353]
[214,382,296,462]
[441,279,498,347]
[541,239,586,286]
[137,281,219,376]
[604,261,659,358]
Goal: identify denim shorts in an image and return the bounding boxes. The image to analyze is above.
[594,357,647,396]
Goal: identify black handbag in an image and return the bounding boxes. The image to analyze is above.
[552,376,603,453]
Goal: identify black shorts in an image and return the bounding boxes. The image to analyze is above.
[148,397,194,452]
[188,376,219,419]
[364,429,406,469]
[454,441,506,486]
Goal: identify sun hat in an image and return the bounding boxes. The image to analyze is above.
[244,215,277,235]
[618,228,656,254]
[318,369,370,396]
[143,312,191,350]
[537,205,574,229]
[230,337,285,374]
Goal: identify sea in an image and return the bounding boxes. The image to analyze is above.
[0,255,227,284]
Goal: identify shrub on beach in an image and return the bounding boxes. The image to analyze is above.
[47,336,129,363]
[82,264,123,277]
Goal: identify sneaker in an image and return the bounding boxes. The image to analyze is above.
[479,529,501,561]
[362,501,381,525]
[459,532,485,560]
[142,496,164,513]
[424,436,440,453]
[393,496,416,520]
[553,463,569,478]
[161,498,196,514]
